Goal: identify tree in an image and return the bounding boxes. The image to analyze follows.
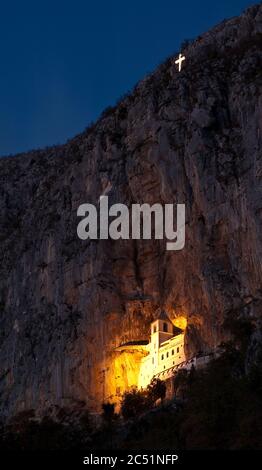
[101,403,118,449]
[147,378,166,404]
[102,403,117,425]
[0,406,92,451]
[121,388,150,420]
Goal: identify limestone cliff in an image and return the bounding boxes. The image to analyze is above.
[0,4,262,417]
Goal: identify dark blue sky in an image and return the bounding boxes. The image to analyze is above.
[0,0,256,156]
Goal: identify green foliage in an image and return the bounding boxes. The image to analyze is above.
[1,319,262,449]
[121,387,151,420]
[121,379,167,420]
[119,316,262,449]
[98,403,119,449]
[120,343,262,449]
[179,350,262,449]
[0,407,91,451]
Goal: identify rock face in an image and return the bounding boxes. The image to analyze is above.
[0,5,262,418]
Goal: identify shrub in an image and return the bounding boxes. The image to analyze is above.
[121,388,151,420]
[147,378,166,404]
[102,403,117,424]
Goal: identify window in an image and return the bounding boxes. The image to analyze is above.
[161,354,164,360]
[172,349,174,355]
[152,358,154,364]
[177,347,179,353]
[163,322,168,332]
[166,352,169,358]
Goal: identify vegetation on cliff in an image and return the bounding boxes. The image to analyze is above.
[1,317,262,450]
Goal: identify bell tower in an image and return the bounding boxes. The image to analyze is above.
[150,312,174,370]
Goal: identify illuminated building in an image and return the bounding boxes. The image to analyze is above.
[115,312,185,390]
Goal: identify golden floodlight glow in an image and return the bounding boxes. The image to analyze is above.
[172,316,187,330]
[112,314,187,397]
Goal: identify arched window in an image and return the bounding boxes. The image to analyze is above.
[163,322,168,332]
[177,347,180,353]
[161,354,164,360]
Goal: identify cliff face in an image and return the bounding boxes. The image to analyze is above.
[0,5,262,417]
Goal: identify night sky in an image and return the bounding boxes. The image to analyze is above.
[0,0,257,156]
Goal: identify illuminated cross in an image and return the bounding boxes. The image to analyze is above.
[175,53,186,72]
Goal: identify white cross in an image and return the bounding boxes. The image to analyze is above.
[175,53,186,72]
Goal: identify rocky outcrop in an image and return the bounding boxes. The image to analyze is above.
[0,4,262,417]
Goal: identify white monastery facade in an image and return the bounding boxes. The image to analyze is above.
[116,312,186,389]
[138,313,185,388]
